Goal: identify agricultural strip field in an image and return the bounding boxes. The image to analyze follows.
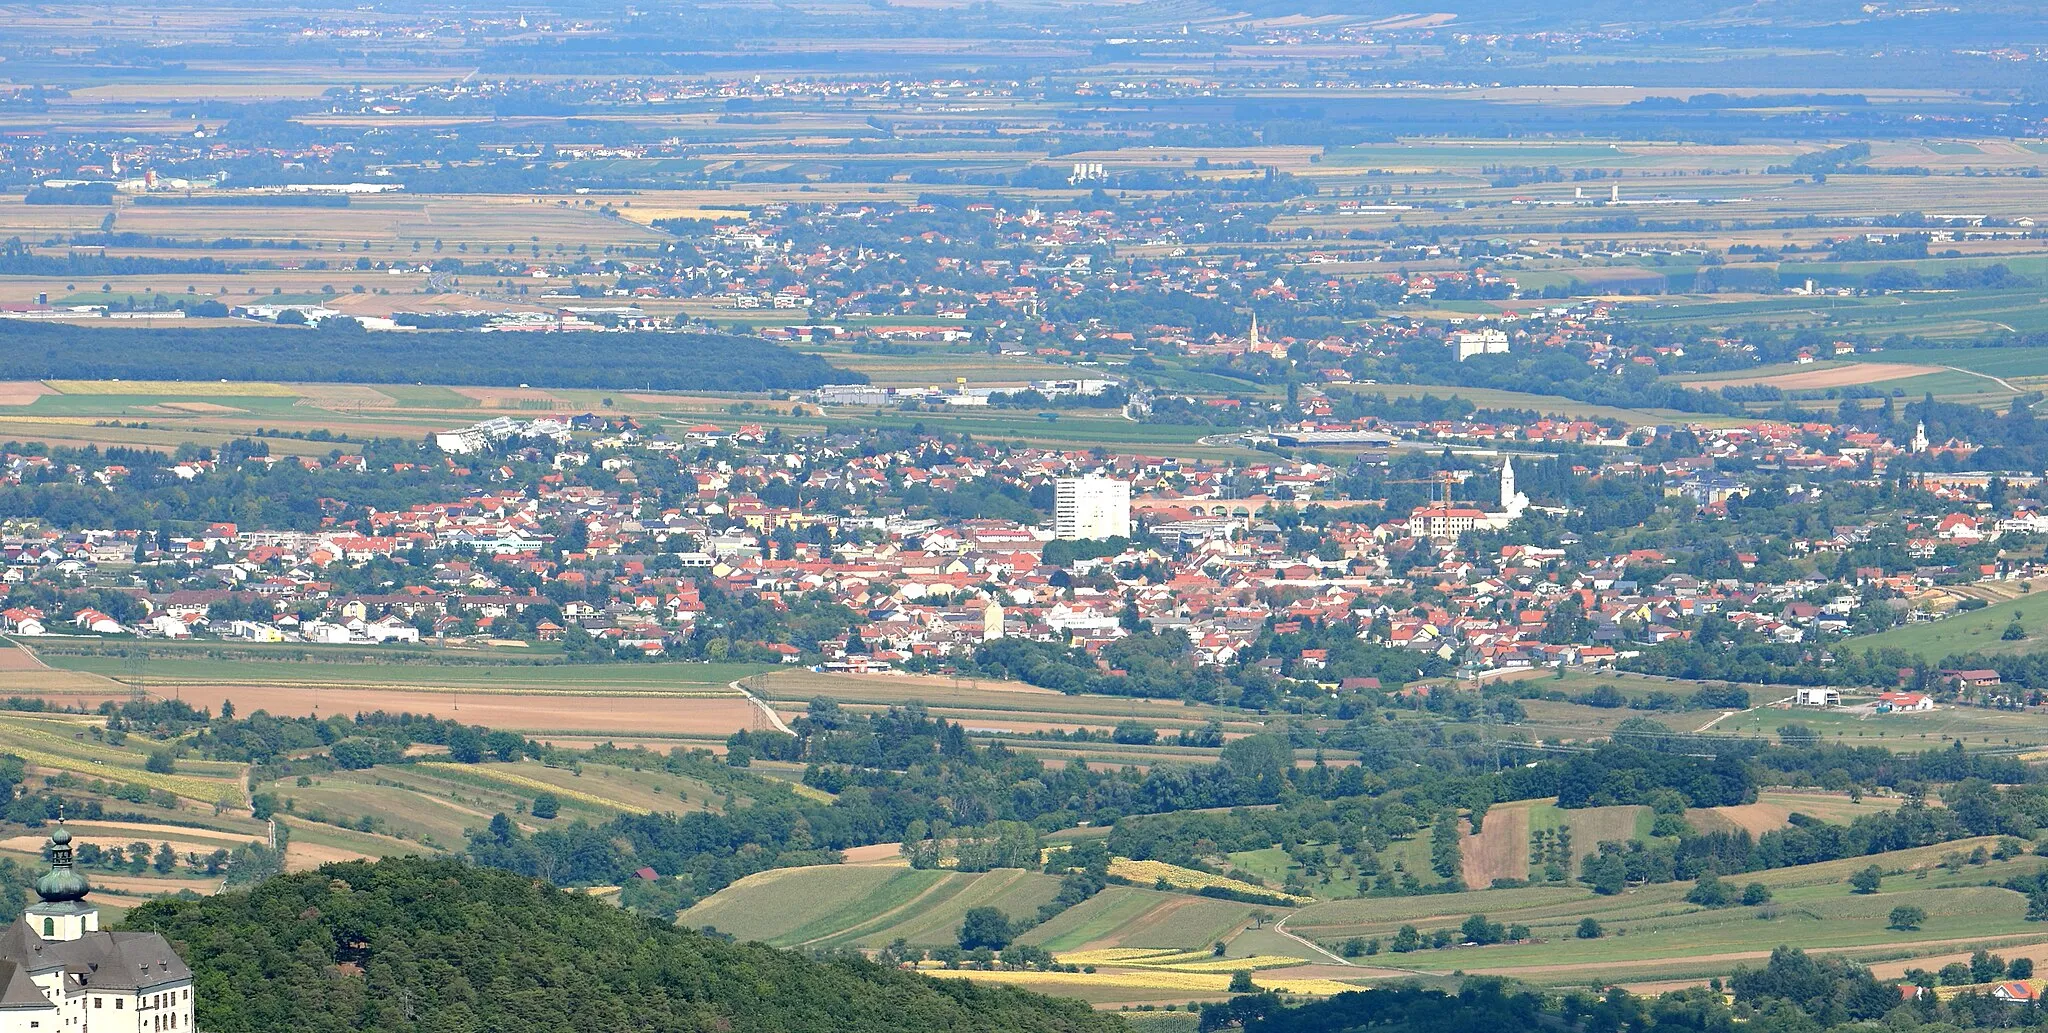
[1288,837,2048,988]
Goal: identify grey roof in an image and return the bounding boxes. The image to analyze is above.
[0,917,190,992]
[0,920,56,973]
[0,960,52,1010]
[52,930,192,991]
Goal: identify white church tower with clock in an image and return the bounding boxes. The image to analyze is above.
[0,823,194,1033]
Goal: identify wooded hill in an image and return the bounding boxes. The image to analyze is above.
[124,856,1119,1033]
[0,321,864,392]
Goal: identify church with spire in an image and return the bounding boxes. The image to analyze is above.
[0,823,193,1032]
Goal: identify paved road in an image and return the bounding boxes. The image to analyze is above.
[731,679,794,734]
[1271,913,1353,966]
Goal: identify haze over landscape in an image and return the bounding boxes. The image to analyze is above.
[12,1,2048,1032]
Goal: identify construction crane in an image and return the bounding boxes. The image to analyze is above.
[1386,471,1461,508]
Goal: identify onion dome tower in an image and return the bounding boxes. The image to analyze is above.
[28,822,96,941]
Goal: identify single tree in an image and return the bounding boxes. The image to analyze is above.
[1576,918,1603,939]
[958,907,1013,951]
[1227,970,1256,994]
[1849,865,1883,894]
[1888,905,1927,931]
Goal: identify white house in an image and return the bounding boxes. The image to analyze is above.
[1794,687,1841,708]
[70,610,123,635]
[299,621,352,645]
[364,616,421,644]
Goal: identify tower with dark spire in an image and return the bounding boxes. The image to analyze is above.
[0,821,193,1029]
[27,822,95,941]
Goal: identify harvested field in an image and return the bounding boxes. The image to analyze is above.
[1688,801,1793,838]
[284,840,380,872]
[840,843,907,864]
[0,833,247,856]
[1462,802,1530,886]
[1682,362,1941,391]
[452,386,569,409]
[105,683,765,737]
[0,644,46,671]
[0,382,52,406]
[44,380,298,397]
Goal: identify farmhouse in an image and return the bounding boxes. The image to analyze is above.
[1875,691,1933,713]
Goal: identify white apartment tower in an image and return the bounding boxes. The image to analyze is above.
[1053,477,1132,540]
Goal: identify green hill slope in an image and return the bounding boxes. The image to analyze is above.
[126,857,1122,1033]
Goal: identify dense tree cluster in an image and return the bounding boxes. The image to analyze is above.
[126,857,1118,1033]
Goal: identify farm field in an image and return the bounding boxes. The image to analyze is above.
[679,865,1071,949]
[1693,701,2048,752]
[1843,588,2048,660]
[1286,837,2048,988]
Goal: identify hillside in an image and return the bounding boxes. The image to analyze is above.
[125,857,1122,1033]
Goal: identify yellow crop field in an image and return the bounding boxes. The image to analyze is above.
[413,762,634,811]
[787,782,835,804]
[925,967,1361,996]
[1144,956,1311,974]
[0,723,244,803]
[1053,950,1306,973]
[13,745,241,804]
[1107,858,1313,905]
[44,380,299,397]
[1056,948,1187,965]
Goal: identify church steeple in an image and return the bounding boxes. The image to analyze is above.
[34,824,88,905]
[28,821,96,941]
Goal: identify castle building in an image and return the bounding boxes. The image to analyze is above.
[1408,460,1528,539]
[0,824,193,1033]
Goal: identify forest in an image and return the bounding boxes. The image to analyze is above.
[0,320,863,391]
[126,856,1119,1033]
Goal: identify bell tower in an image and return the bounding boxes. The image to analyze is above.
[27,823,96,942]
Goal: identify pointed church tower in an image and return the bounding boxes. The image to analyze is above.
[27,823,96,941]
[1247,311,1260,354]
[1912,420,1929,454]
[1500,456,1529,520]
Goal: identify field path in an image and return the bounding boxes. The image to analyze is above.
[1272,912,1354,966]
[1945,365,2021,394]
